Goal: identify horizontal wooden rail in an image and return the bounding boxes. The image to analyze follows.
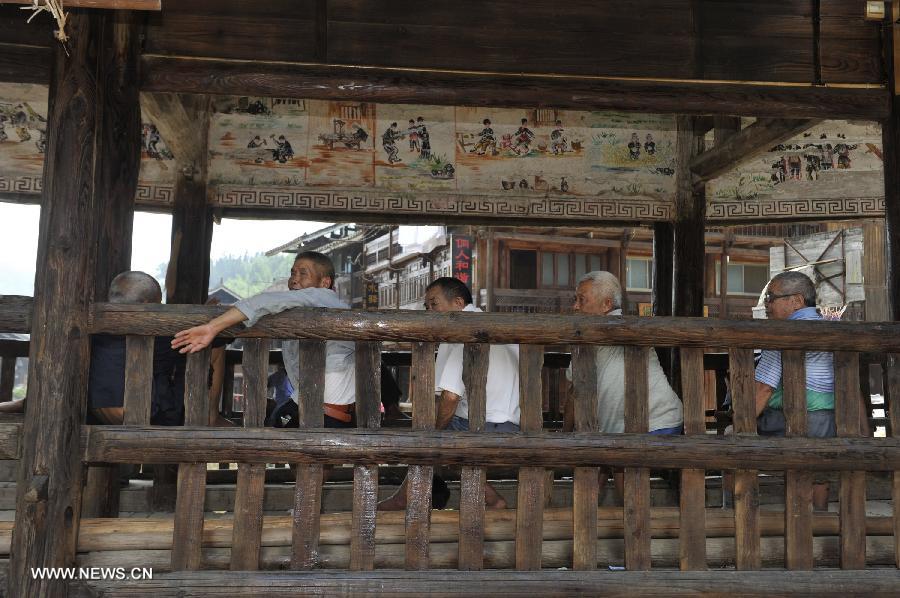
[89,303,900,352]
[0,296,32,334]
[82,427,900,471]
[75,569,900,596]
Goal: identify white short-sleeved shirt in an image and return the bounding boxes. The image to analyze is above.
[434,304,520,425]
[235,288,355,406]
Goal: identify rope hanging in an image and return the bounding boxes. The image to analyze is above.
[21,0,69,48]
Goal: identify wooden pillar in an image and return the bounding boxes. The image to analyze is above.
[143,93,213,305]
[719,229,731,319]
[652,222,674,376]
[885,4,900,322]
[10,10,141,596]
[485,228,496,312]
[674,116,706,318]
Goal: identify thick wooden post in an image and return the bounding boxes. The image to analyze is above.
[142,93,213,305]
[652,222,674,376]
[884,4,900,322]
[10,9,141,596]
[674,116,706,318]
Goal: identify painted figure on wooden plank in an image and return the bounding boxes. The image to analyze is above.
[511,118,535,155]
[381,122,404,164]
[407,118,419,152]
[416,116,431,160]
[471,118,498,156]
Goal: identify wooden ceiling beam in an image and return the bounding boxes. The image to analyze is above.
[689,118,821,184]
[139,55,890,120]
[1,0,160,10]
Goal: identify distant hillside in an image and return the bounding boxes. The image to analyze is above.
[158,252,294,299]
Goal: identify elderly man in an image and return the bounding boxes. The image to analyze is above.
[755,271,835,510]
[173,251,357,427]
[563,271,683,501]
[379,276,519,510]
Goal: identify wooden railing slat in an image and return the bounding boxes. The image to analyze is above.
[171,349,211,571]
[834,351,866,570]
[351,341,381,571]
[572,345,599,571]
[405,342,436,570]
[123,335,154,425]
[515,344,544,571]
[729,347,760,571]
[623,346,650,571]
[781,349,812,571]
[887,353,900,569]
[231,338,269,571]
[678,347,705,571]
[89,303,900,353]
[459,343,489,570]
[292,339,326,569]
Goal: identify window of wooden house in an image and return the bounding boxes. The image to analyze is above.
[715,261,769,295]
[626,257,652,291]
[509,249,538,289]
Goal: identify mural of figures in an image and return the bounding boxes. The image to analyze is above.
[0,84,48,184]
[307,100,375,186]
[708,121,883,202]
[376,104,455,191]
[207,96,310,187]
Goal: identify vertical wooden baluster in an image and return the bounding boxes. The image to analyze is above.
[83,335,154,518]
[572,345,599,570]
[515,344,545,570]
[351,341,381,570]
[623,346,651,571]
[885,353,900,568]
[171,348,210,571]
[405,342,436,570]
[291,339,326,569]
[782,350,812,570]
[730,347,760,570]
[231,338,269,570]
[459,343,488,570]
[679,347,706,570]
[835,351,866,569]
[123,335,154,426]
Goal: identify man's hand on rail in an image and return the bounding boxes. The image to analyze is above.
[172,307,248,354]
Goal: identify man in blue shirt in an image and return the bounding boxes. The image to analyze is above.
[754,271,835,510]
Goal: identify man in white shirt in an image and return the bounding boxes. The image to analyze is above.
[563,271,683,501]
[379,277,519,510]
[172,251,357,428]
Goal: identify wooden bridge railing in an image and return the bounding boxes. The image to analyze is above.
[80,303,900,580]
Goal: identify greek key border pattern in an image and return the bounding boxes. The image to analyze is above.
[0,175,41,194]
[212,186,674,221]
[135,184,174,205]
[708,196,885,220]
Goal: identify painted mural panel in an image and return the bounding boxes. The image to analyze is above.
[0,83,47,190]
[454,108,675,200]
[306,100,376,187]
[208,97,310,187]
[375,104,456,191]
[707,121,884,203]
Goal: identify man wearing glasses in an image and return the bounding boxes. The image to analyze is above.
[755,271,835,511]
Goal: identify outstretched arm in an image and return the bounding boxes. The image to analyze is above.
[172,307,247,354]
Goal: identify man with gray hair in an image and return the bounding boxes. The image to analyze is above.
[754,270,835,510]
[563,271,683,500]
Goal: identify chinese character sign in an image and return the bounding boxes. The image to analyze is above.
[365,280,379,310]
[451,235,474,286]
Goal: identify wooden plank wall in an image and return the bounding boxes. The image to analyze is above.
[136,0,883,85]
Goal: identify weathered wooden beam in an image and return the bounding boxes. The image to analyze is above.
[9,10,139,596]
[0,295,32,333]
[88,303,900,353]
[141,92,213,305]
[74,569,900,596]
[31,509,893,553]
[82,427,900,471]
[673,115,705,319]
[139,55,891,120]
[689,118,819,183]
[0,422,20,459]
[3,0,160,9]
[0,42,51,85]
